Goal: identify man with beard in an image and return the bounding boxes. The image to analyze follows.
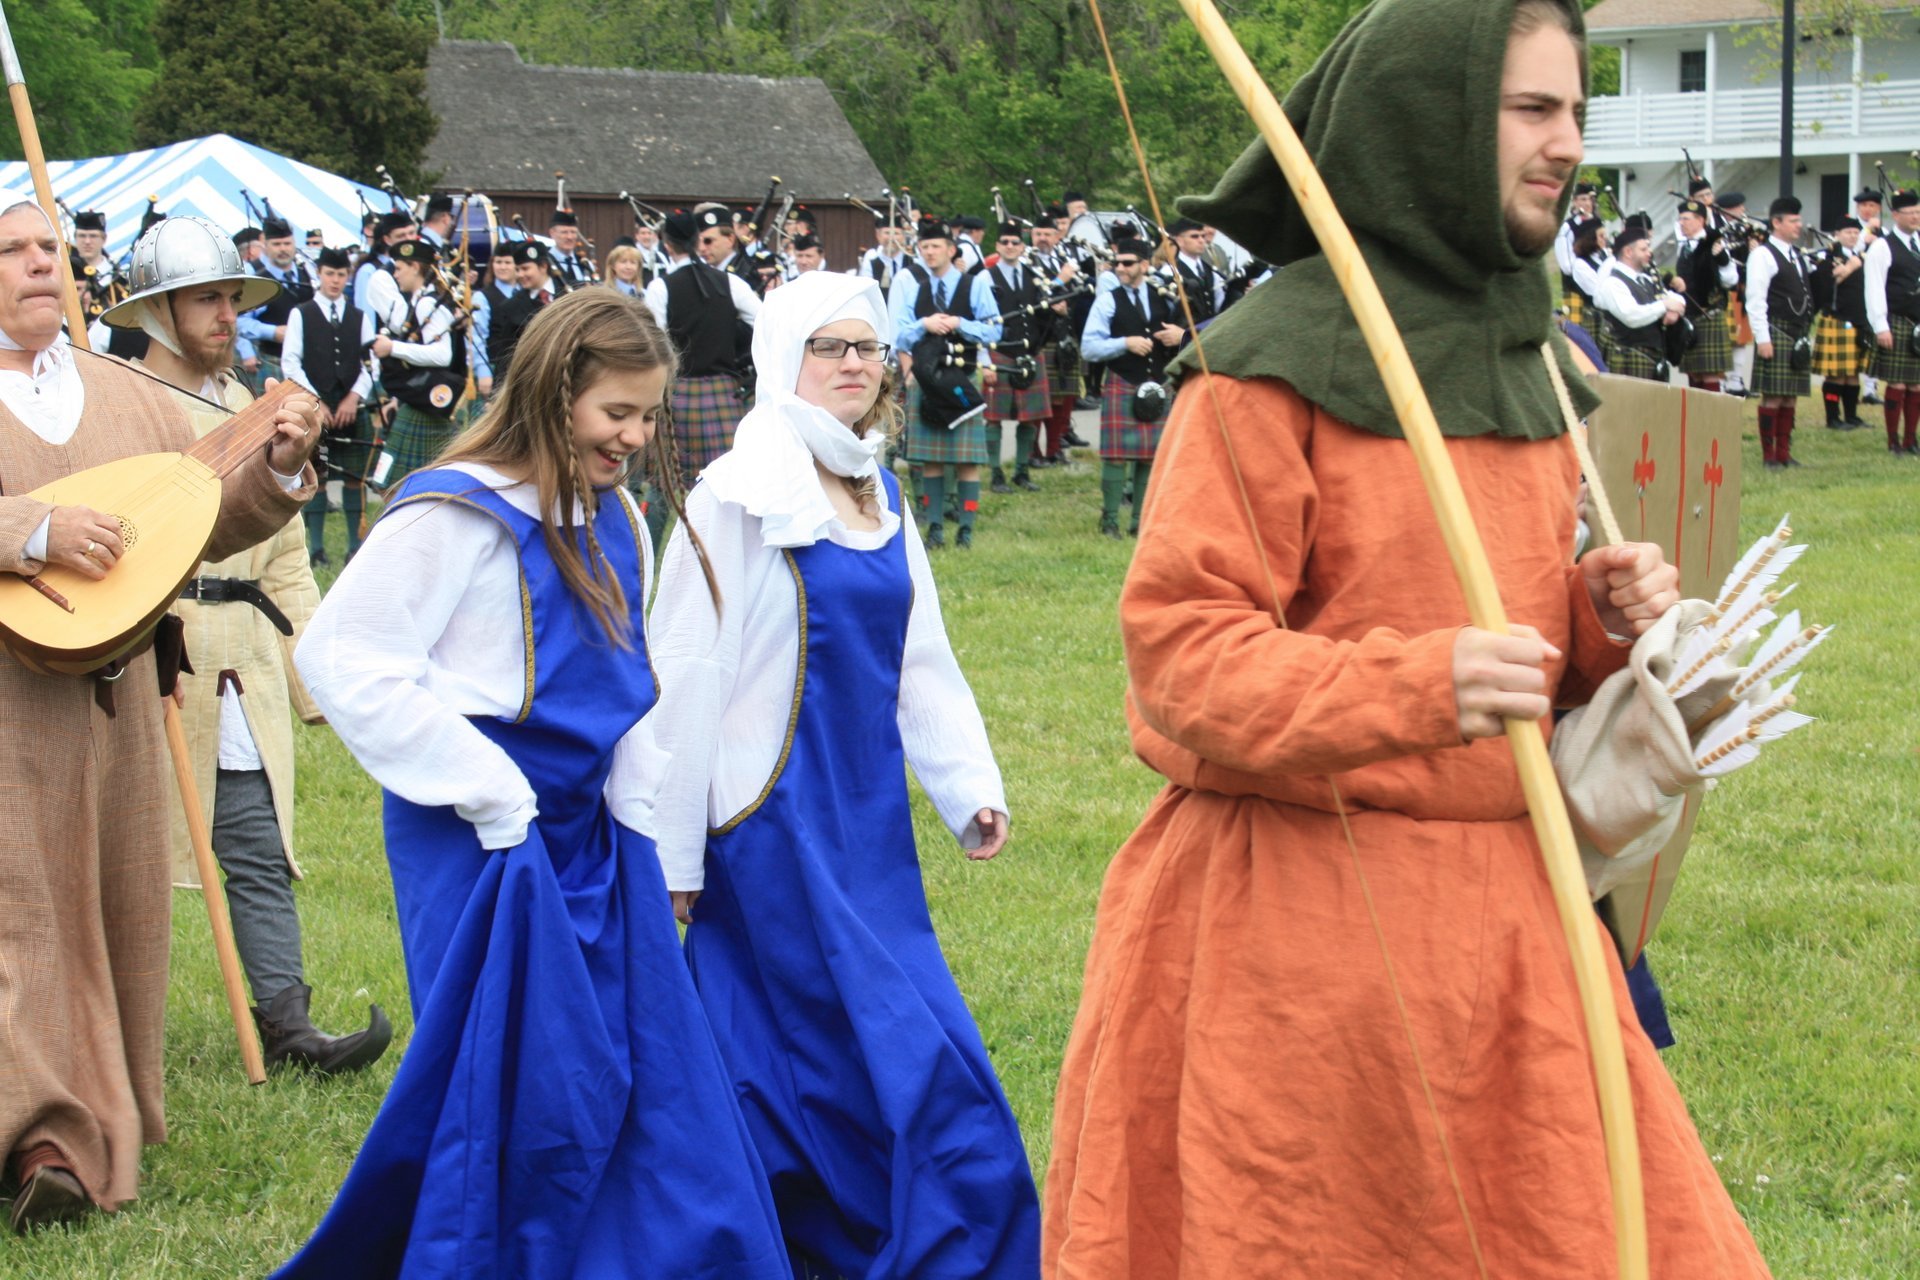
[1043,2,1769,1275]
[238,217,317,393]
[1593,221,1685,382]
[99,217,392,1081]
[0,194,322,1230]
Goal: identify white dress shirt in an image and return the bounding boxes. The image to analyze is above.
[1745,235,1809,347]
[642,255,763,331]
[1862,230,1920,337]
[296,462,664,849]
[282,294,375,401]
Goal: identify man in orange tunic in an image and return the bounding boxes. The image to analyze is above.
[1043,1,1773,1276]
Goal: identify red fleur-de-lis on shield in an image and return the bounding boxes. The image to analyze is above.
[1634,432,1657,488]
[1702,439,1724,491]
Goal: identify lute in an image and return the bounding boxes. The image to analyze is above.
[0,378,302,676]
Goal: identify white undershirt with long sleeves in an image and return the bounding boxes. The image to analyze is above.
[642,256,763,331]
[1595,264,1679,328]
[295,462,664,849]
[1860,232,1920,336]
[644,475,1007,892]
[1744,236,1807,347]
[283,295,375,401]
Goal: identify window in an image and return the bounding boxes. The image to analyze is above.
[1680,49,1707,94]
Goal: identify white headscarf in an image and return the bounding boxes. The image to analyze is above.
[701,271,895,547]
[0,193,71,376]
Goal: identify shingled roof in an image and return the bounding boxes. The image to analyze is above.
[425,40,886,200]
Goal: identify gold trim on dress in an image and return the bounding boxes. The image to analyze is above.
[710,549,806,835]
[612,489,660,699]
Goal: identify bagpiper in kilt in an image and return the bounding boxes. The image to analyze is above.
[1079,236,1181,538]
[370,239,466,486]
[890,220,1003,549]
[669,373,747,479]
[239,215,316,396]
[283,246,378,563]
[1031,210,1089,464]
[1553,184,1600,327]
[1593,226,1680,385]
[1863,191,1920,453]
[983,224,1053,493]
[1674,200,1737,391]
[1810,218,1871,430]
[1746,200,1816,468]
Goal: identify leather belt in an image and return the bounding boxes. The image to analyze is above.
[179,577,294,636]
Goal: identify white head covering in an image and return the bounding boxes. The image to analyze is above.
[701,271,895,547]
[0,192,70,374]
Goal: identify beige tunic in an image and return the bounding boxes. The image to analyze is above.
[159,374,323,889]
[0,355,315,1210]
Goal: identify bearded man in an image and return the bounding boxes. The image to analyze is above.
[1042,2,1771,1275]
[0,194,321,1231]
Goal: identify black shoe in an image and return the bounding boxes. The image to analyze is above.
[1100,518,1122,540]
[1122,489,1134,505]
[1825,417,1846,429]
[1907,442,1920,455]
[990,468,1012,494]
[1128,523,1140,537]
[1784,456,1803,467]
[252,983,393,1077]
[1064,430,1091,447]
[1027,453,1056,469]
[1842,418,1869,430]
[1764,459,1786,470]
[926,522,946,549]
[309,548,331,567]
[1046,452,1069,466]
[1013,472,1039,491]
[955,526,974,550]
[8,1165,90,1234]
[1074,397,1099,411]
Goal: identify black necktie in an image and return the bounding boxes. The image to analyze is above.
[935,277,949,310]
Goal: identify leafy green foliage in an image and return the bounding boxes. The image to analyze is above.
[133,0,440,188]
[0,0,154,160]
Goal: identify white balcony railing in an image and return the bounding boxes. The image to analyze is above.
[1585,78,1920,149]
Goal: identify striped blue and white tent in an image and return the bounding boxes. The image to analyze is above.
[0,133,397,259]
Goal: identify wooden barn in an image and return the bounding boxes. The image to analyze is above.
[425,41,889,273]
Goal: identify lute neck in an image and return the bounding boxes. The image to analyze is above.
[182,380,302,476]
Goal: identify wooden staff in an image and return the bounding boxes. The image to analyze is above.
[0,0,267,1085]
[1159,1,1649,1274]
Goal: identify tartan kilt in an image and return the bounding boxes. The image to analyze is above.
[1681,307,1733,375]
[905,380,989,465]
[1812,314,1866,379]
[1561,291,1587,328]
[320,406,375,481]
[1867,330,1920,384]
[986,350,1052,420]
[1601,339,1669,383]
[1099,374,1165,460]
[670,373,747,478]
[1752,323,1811,398]
[381,403,460,484]
[1043,342,1084,402]
[248,349,283,396]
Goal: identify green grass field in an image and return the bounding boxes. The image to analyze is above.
[6,410,1915,1276]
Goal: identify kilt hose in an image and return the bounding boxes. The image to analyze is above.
[1598,334,1670,383]
[1867,331,1920,385]
[1043,342,1085,402]
[1100,372,1166,461]
[381,403,460,484]
[1681,307,1733,376]
[905,379,990,466]
[1753,322,1811,399]
[986,350,1053,421]
[668,373,747,482]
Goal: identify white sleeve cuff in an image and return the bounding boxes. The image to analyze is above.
[465,797,539,850]
[24,514,50,564]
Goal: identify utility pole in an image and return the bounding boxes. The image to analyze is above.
[1780,0,1797,200]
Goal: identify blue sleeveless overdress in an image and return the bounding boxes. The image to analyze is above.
[277,470,786,1279]
[686,472,1041,1279]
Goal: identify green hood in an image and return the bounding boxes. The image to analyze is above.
[1173,0,1598,440]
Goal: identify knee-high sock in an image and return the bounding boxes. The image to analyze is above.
[956,478,981,531]
[1840,382,1860,421]
[1014,423,1038,476]
[1887,389,1905,446]
[920,471,947,528]
[1047,398,1075,455]
[1756,405,1776,462]
[1130,460,1154,530]
[1905,387,1920,447]
[302,488,327,557]
[1777,402,1795,460]
[1100,461,1126,525]
[1689,373,1722,393]
[342,483,367,556]
[985,422,1004,472]
[1823,387,1842,424]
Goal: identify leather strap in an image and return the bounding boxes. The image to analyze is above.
[178,577,294,636]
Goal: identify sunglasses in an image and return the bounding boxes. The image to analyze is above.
[1114,258,1142,267]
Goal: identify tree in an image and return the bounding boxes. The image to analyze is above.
[135,0,440,188]
[0,0,153,160]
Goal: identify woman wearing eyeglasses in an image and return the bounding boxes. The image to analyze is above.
[646,271,1040,1279]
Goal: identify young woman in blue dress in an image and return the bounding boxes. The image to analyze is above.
[279,289,786,1279]
[646,271,1041,1278]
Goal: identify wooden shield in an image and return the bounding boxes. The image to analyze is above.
[1580,375,1744,964]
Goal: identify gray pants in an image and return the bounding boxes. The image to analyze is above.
[212,768,305,1004]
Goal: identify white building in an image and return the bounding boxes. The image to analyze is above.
[1584,0,1920,234]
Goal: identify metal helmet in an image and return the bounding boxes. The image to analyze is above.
[101,215,281,329]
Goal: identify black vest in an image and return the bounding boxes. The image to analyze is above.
[987,260,1042,350]
[248,261,315,348]
[1106,283,1175,386]
[1815,247,1869,332]
[910,264,979,324]
[1173,255,1219,323]
[1760,241,1812,335]
[663,262,742,377]
[296,297,364,404]
[489,281,557,379]
[1675,236,1729,316]
[1603,264,1668,355]
[1883,232,1920,324]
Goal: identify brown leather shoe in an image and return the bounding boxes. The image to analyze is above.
[9,1165,91,1234]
